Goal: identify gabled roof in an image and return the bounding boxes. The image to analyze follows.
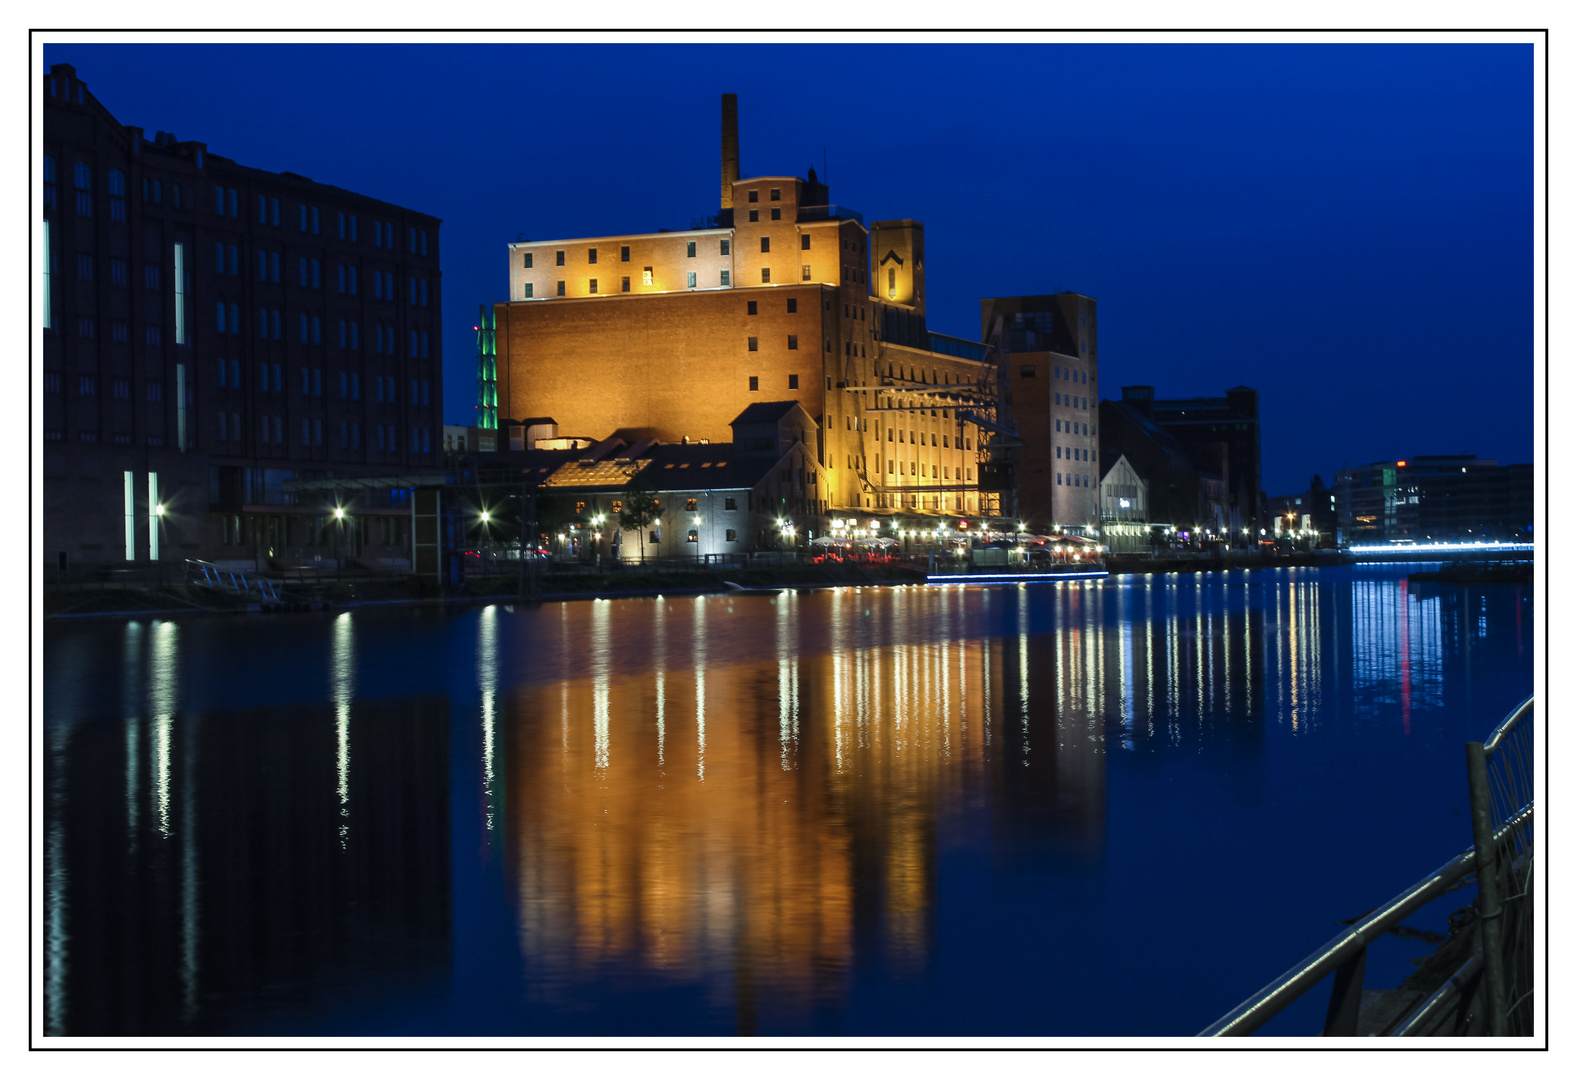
[730,401,804,425]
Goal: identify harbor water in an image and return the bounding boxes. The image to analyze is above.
[41,564,1534,1036]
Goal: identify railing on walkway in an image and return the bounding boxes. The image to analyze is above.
[186,559,280,602]
[1200,696,1535,1037]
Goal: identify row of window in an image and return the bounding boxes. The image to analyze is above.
[202,305,431,355]
[1056,392,1089,409]
[213,412,433,455]
[1058,473,1091,488]
[212,359,432,403]
[744,336,801,352]
[526,230,831,272]
[42,430,159,446]
[526,262,832,299]
[45,374,174,401]
[884,460,970,481]
[1056,419,1090,436]
[1057,445,1091,462]
[746,298,797,315]
[42,158,431,255]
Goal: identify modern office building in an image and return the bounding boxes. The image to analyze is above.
[493,95,1010,530]
[984,292,1100,534]
[1334,456,1532,543]
[42,63,444,571]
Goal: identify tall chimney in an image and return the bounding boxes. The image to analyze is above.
[721,93,739,211]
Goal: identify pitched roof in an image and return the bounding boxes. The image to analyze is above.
[730,401,803,425]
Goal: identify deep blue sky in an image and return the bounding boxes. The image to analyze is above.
[43,42,1534,494]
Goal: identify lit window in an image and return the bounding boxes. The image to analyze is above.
[642,267,653,286]
[802,265,810,280]
[687,272,696,288]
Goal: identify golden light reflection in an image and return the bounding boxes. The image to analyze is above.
[502,593,1070,1022]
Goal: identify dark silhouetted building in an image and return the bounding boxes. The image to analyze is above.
[1098,395,1200,532]
[1102,385,1261,543]
[43,63,443,572]
[1266,476,1338,547]
[1334,456,1532,543]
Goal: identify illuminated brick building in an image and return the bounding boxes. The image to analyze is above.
[494,95,1008,530]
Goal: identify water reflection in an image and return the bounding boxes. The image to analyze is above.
[502,591,1113,1027]
[43,614,449,1036]
[41,568,1531,1036]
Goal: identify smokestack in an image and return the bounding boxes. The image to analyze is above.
[721,93,739,211]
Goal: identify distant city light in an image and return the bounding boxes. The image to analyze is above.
[1347,541,1532,554]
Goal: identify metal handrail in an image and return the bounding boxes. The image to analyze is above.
[1484,696,1534,755]
[1199,848,1477,1036]
[185,558,281,602]
[1199,796,1534,1037]
[1391,954,1484,1036]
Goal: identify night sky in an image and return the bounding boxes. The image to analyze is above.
[41,41,1534,495]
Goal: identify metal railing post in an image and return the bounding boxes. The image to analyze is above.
[1466,741,1509,1036]
[1322,947,1368,1035]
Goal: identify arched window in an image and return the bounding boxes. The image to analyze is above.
[107,169,125,196]
[73,162,91,190]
